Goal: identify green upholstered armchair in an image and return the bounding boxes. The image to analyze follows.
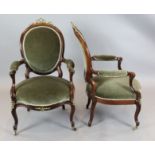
[72,23,142,128]
[9,20,76,135]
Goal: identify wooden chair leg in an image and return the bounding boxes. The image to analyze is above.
[11,106,18,135]
[86,96,91,109]
[62,105,65,110]
[27,107,30,112]
[88,100,97,127]
[134,101,141,127]
[70,104,76,131]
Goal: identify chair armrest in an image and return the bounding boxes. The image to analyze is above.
[10,60,24,75]
[62,58,75,82]
[91,54,123,70]
[92,55,117,61]
[127,71,141,100]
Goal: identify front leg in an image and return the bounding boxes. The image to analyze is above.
[69,104,76,131]
[11,104,18,135]
[88,99,97,127]
[134,101,141,128]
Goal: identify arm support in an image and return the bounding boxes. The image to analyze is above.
[89,78,97,98]
[9,59,24,101]
[62,58,75,82]
[127,71,141,101]
[91,54,123,70]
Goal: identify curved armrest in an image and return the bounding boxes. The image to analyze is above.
[127,71,141,100]
[62,58,75,82]
[92,55,117,61]
[10,60,24,75]
[91,54,123,70]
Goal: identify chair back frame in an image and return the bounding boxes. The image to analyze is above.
[20,20,65,75]
[72,23,93,82]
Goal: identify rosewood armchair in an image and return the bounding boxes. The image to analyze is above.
[72,23,142,128]
[9,20,76,135]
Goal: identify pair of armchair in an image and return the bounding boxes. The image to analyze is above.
[10,20,141,135]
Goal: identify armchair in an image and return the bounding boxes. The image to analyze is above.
[72,23,141,128]
[9,20,76,135]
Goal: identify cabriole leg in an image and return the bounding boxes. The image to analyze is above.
[11,105,18,135]
[70,104,76,131]
[134,101,141,128]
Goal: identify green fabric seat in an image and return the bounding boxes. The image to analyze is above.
[16,76,71,106]
[87,75,141,100]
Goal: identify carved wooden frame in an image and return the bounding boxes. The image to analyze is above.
[72,23,141,128]
[10,20,76,135]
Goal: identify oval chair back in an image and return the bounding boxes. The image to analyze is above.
[20,21,65,75]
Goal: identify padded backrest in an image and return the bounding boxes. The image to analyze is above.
[21,24,64,74]
[72,23,92,82]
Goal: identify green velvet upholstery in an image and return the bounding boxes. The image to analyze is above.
[96,70,128,77]
[10,61,22,74]
[87,75,141,100]
[16,76,71,106]
[23,27,61,73]
[92,55,117,61]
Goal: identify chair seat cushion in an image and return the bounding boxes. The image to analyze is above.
[87,76,141,100]
[16,76,71,106]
